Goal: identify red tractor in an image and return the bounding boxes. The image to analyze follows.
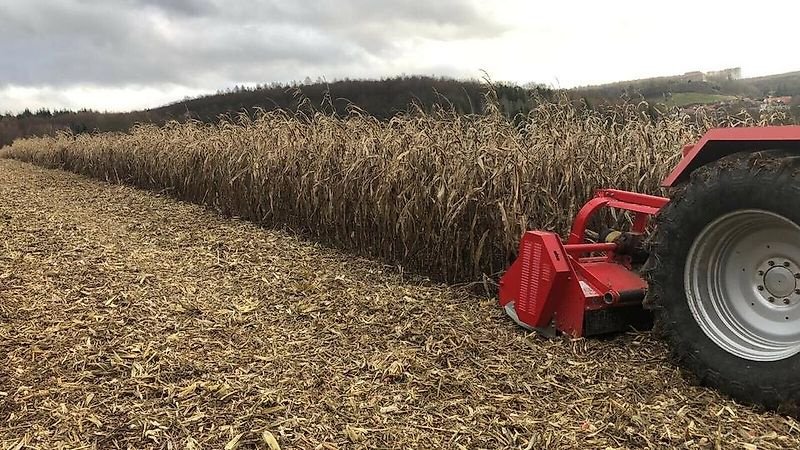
[500,126,800,411]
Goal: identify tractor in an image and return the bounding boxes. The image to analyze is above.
[499,126,800,410]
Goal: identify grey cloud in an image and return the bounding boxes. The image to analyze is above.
[0,0,507,89]
[122,0,220,17]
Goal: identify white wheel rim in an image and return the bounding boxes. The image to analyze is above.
[685,209,800,362]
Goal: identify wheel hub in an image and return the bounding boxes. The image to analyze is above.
[685,209,800,362]
[763,265,796,299]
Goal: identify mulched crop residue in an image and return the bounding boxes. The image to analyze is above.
[1,158,798,449]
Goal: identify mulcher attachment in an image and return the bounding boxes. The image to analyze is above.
[499,189,669,337]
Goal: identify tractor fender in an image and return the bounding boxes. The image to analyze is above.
[662,126,800,187]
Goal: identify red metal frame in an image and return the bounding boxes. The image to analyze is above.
[499,189,669,337]
[567,189,670,244]
[663,126,800,187]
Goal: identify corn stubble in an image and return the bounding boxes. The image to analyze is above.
[0,94,785,282]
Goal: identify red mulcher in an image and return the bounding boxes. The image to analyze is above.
[499,126,800,411]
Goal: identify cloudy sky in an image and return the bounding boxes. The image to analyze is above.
[1,0,798,113]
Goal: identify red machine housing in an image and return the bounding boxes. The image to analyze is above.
[499,190,669,336]
[499,126,800,337]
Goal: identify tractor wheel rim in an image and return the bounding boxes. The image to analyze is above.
[685,209,800,362]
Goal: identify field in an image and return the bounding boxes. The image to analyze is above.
[3,159,800,449]
[2,97,799,448]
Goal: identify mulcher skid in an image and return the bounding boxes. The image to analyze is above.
[498,189,669,337]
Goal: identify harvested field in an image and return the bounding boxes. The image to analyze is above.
[2,161,800,449]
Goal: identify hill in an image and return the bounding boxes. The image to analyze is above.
[152,76,539,122]
[746,71,800,96]
[4,69,800,147]
[572,68,800,110]
[0,76,545,147]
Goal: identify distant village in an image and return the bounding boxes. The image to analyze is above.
[676,67,794,114]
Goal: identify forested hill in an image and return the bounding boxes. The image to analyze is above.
[572,69,800,108]
[0,76,545,147]
[155,76,541,121]
[6,70,800,148]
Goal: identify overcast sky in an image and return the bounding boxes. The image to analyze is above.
[1,0,799,113]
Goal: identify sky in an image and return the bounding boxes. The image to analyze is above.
[1,0,799,113]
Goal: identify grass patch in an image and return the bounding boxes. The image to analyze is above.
[655,92,738,108]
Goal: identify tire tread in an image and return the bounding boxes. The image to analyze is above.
[645,150,800,413]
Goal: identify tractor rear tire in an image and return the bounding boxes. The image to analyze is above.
[645,150,800,412]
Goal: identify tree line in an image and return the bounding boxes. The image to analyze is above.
[0,76,550,147]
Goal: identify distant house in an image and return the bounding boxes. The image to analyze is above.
[760,96,792,112]
[681,67,742,83]
[705,68,742,81]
